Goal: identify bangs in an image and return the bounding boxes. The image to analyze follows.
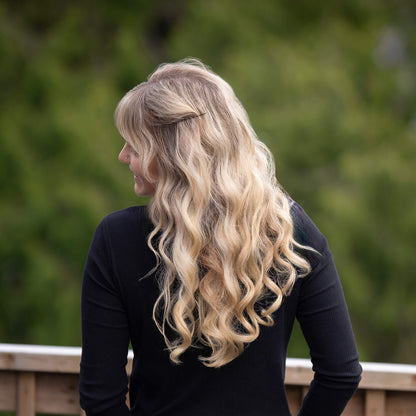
[114,84,147,144]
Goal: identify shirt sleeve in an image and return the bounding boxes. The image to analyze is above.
[79,219,131,416]
[293,204,362,416]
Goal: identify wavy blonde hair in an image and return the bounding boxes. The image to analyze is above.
[115,59,311,367]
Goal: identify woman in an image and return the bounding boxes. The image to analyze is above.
[79,59,362,416]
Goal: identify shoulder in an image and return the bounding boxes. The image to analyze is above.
[99,205,149,231]
[102,205,148,224]
[290,201,330,266]
[95,206,152,245]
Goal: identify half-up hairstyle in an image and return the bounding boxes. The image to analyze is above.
[115,59,312,368]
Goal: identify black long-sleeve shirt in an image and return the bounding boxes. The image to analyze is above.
[79,202,362,415]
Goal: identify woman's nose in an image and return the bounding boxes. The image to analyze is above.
[118,144,129,164]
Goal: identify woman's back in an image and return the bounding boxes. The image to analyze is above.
[80,203,361,415]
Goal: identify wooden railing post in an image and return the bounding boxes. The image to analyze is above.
[16,371,36,416]
[365,390,386,416]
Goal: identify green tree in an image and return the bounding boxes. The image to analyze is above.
[0,0,415,363]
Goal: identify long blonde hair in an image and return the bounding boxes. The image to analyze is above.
[115,59,311,367]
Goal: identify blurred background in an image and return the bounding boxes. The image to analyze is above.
[0,0,415,364]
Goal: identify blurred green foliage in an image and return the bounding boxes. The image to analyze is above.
[0,0,415,363]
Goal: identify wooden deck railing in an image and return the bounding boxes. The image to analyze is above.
[0,344,415,416]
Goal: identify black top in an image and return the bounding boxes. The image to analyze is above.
[79,202,362,416]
